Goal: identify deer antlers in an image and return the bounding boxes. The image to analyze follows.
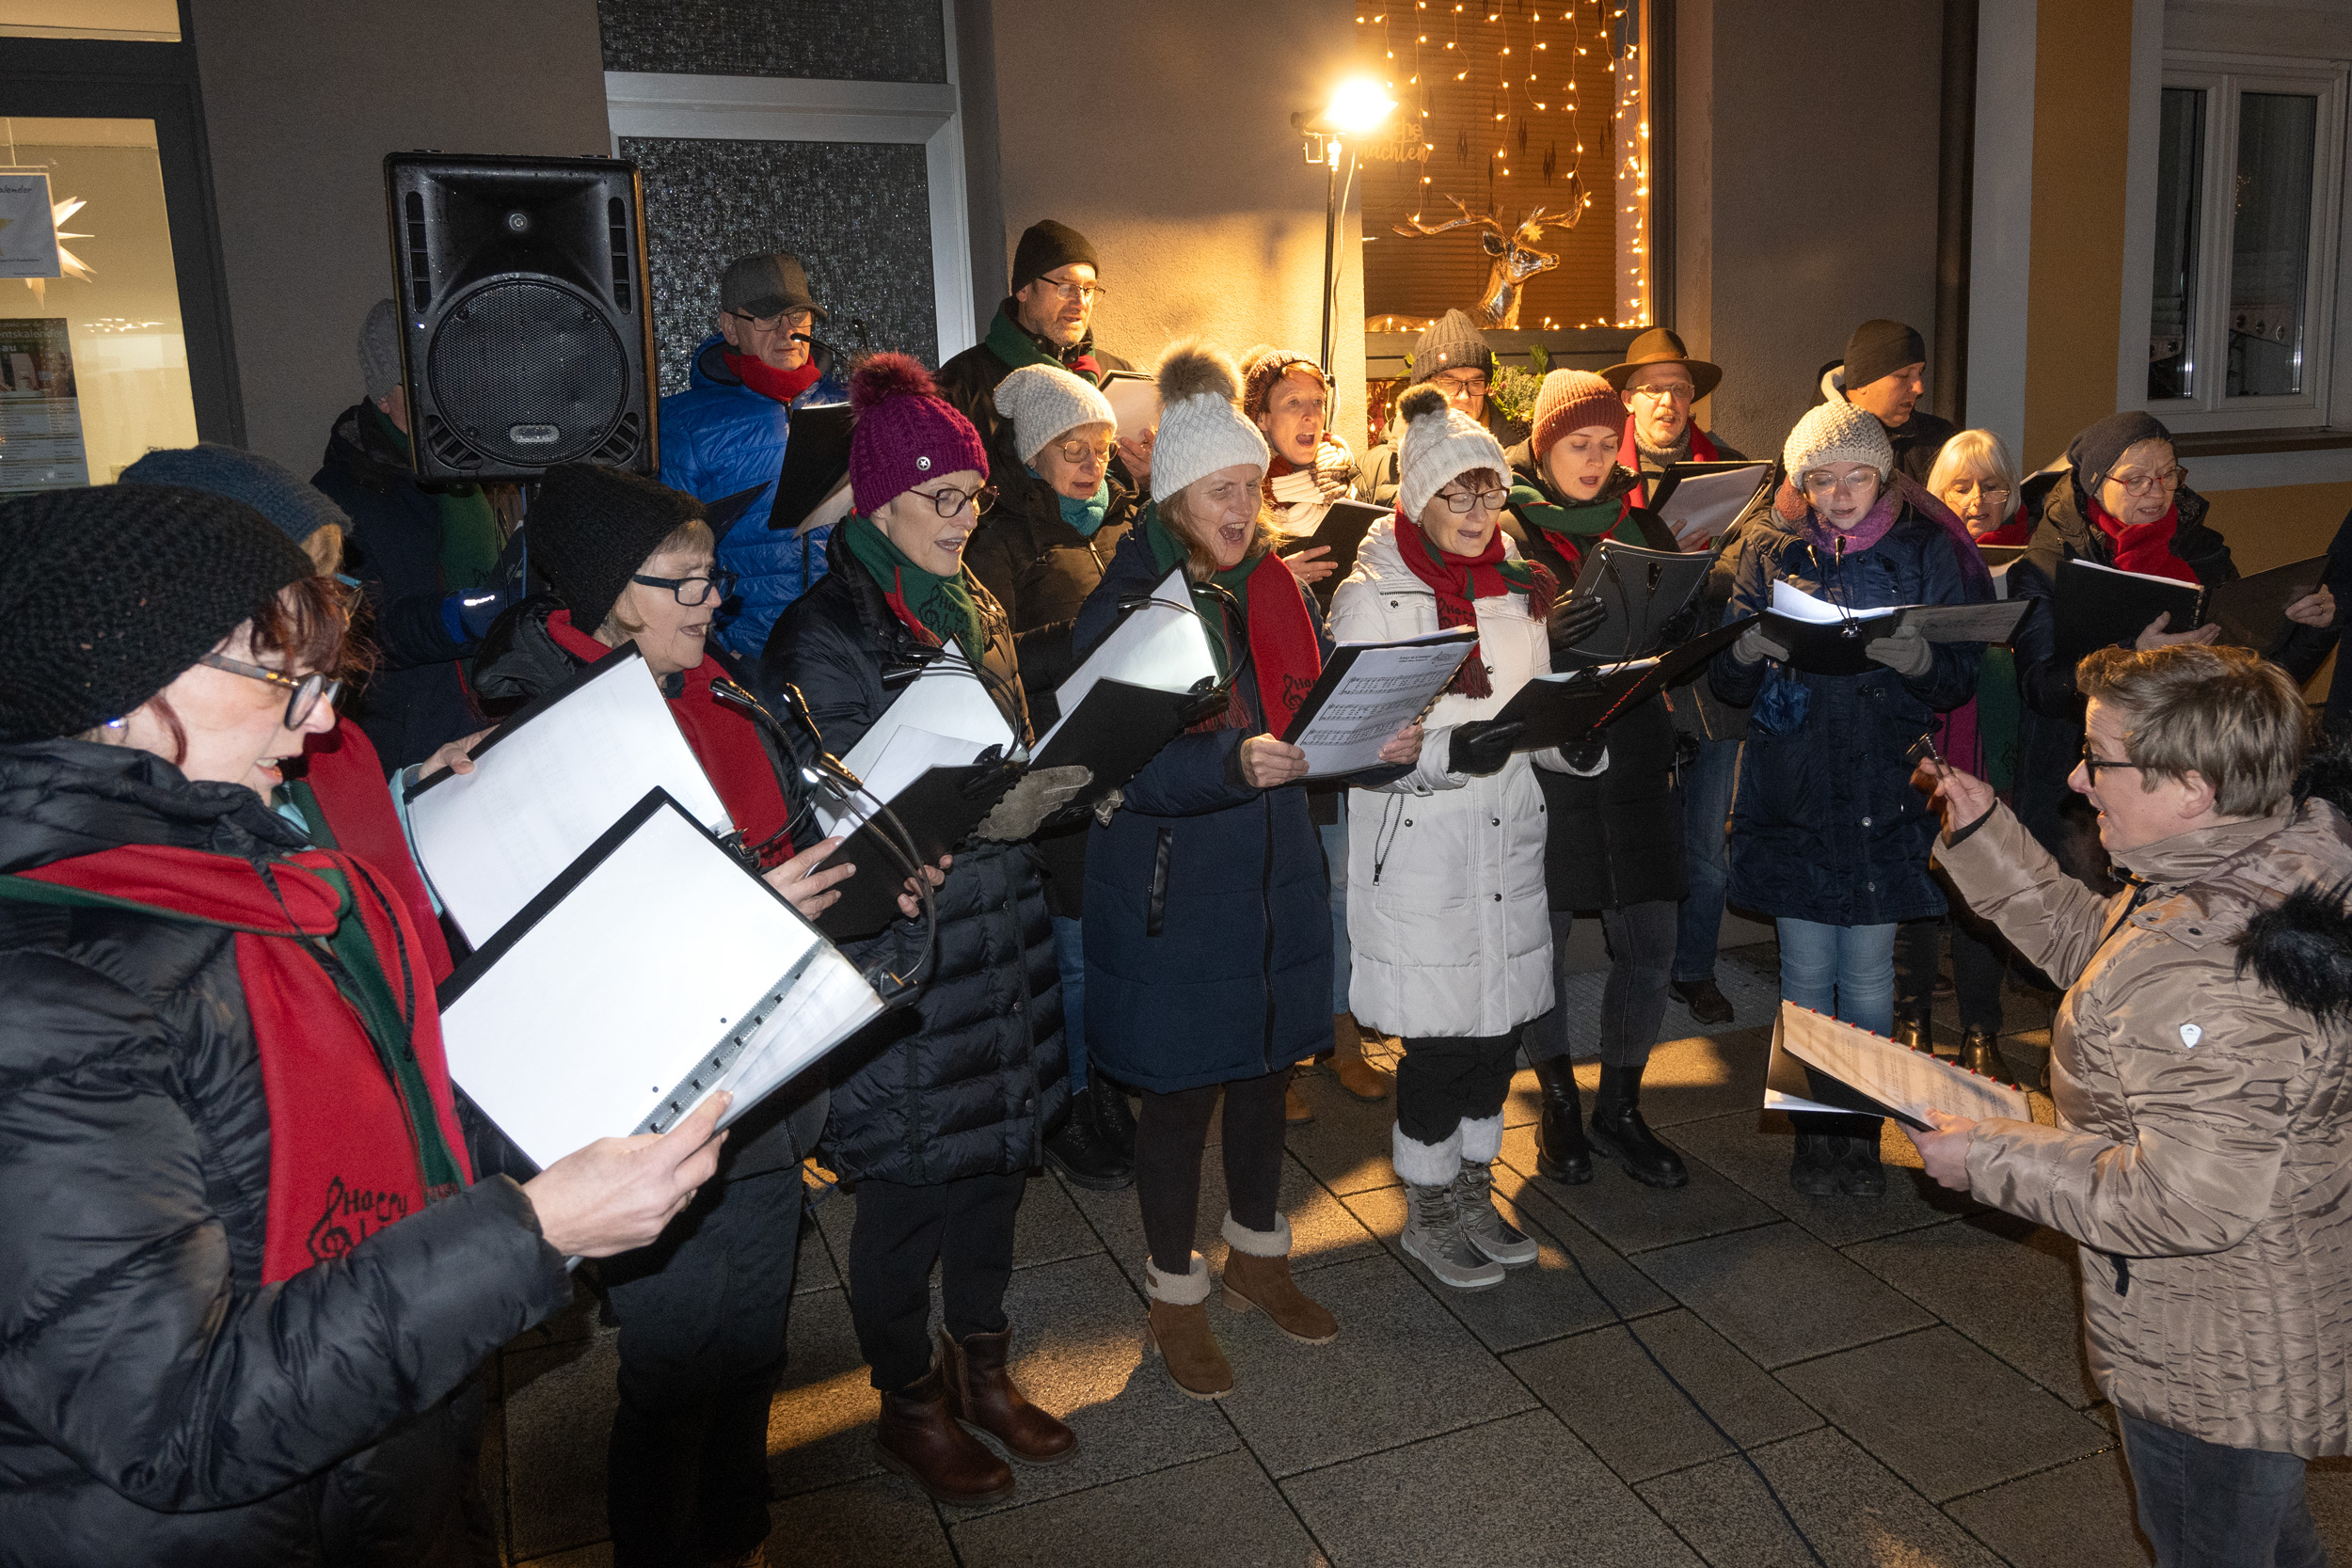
[1392,197,1577,242]
[1392,195,1497,239]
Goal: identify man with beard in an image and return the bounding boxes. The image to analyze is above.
[937,220,1132,468]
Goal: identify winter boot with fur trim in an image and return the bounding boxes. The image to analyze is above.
[873,1365,1015,1506]
[1145,1253,1233,1399]
[936,1324,1076,1465]
[1331,1013,1392,1101]
[1451,1116,1539,1265]
[1219,1214,1339,1343]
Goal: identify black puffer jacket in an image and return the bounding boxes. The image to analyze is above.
[0,741,570,1568]
[757,529,1067,1185]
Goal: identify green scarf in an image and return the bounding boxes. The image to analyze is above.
[1508,466,1645,548]
[843,512,986,665]
[369,402,501,589]
[986,305,1062,374]
[1144,504,1260,681]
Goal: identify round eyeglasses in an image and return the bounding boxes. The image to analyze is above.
[914,484,996,518]
[199,653,342,729]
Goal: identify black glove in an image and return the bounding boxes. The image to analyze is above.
[1448,720,1525,778]
[1658,599,1704,647]
[1548,593,1607,650]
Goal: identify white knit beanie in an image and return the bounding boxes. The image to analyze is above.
[1395,384,1509,518]
[1149,342,1270,504]
[992,363,1116,466]
[1784,400,1895,481]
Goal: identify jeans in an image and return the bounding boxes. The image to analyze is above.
[1052,914,1087,1088]
[1531,901,1677,1069]
[1777,918,1898,1144]
[1320,803,1351,1015]
[2120,1412,2327,1568]
[1672,736,1740,985]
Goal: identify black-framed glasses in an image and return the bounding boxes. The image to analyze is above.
[915,483,996,518]
[728,307,816,332]
[1438,485,1510,514]
[2078,744,2144,784]
[199,653,341,729]
[630,567,739,606]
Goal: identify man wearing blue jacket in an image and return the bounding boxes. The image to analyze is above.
[660,251,850,661]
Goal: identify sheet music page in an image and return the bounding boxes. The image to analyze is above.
[837,656,1015,781]
[1776,1002,2031,1125]
[439,804,878,1167]
[1034,567,1216,752]
[1657,463,1768,549]
[1295,629,1476,778]
[812,724,983,837]
[1770,579,1896,626]
[407,652,732,945]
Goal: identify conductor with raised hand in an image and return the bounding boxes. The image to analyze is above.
[0,484,725,1567]
[1908,644,2352,1568]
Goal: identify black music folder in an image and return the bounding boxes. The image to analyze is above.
[2053,557,2204,669]
[1557,539,1718,662]
[2205,554,2329,655]
[1761,585,2029,678]
[769,403,856,533]
[1030,676,1220,811]
[1495,615,1755,753]
[1276,498,1388,588]
[814,758,1020,942]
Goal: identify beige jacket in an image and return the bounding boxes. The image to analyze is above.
[1936,799,2352,1456]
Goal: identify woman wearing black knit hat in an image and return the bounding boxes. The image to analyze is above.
[2007,411,2336,890]
[0,483,723,1566]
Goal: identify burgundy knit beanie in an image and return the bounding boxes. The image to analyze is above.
[848,354,991,515]
[1532,369,1625,458]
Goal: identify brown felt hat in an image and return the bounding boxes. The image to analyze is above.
[1599,326,1723,401]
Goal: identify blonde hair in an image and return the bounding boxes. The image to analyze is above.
[1926,429,2022,523]
[1157,484,1281,581]
[2077,643,2310,817]
[600,516,716,640]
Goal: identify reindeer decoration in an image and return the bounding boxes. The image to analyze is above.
[1392,198,1569,330]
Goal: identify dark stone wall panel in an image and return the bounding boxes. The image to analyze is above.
[599,0,947,84]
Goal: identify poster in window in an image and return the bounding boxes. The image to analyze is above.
[0,172,62,279]
[0,319,90,497]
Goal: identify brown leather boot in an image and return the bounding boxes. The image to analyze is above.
[1219,1213,1338,1343]
[936,1324,1076,1465]
[873,1365,1014,1505]
[1144,1252,1232,1399]
[1331,1013,1392,1101]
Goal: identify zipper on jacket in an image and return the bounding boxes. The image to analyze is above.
[1147,827,1174,936]
[1260,790,1278,1075]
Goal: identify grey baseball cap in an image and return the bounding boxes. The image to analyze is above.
[720,252,828,321]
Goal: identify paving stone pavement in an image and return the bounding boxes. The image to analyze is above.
[486,956,2352,1566]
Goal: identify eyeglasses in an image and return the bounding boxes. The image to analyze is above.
[1050,436,1117,467]
[728,307,816,332]
[2078,745,2144,784]
[915,483,996,518]
[199,653,341,729]
[1438,485,1510,514]
[2098,465,2187,499]
[1801,468,1882,497]
[1629,382,1694,404]
[630,567,739,606]
[1946,477,2011,504]
[1036,279,1105,304]
[1432,372,1489,395]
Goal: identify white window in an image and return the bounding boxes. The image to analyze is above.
[2145,53,2346,432]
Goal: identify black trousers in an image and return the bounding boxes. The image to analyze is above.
[1895,913,2010,1035]
[600,1166,803,1568]
[846,1169,1026,1391]
[1531,900,1678,1069]
[1396,1031,1520,1146]
[1136,1067,1291,1275]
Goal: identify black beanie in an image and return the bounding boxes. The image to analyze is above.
[529,463,707,630]
[2067,410,2172,486]
[0,484,310,743]
[1009,219,1101,293]
[1842,319,1929,390]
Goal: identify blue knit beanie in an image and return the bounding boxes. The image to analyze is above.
[119,443,347,545]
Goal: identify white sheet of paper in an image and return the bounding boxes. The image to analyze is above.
[1103,376,1160,438]
[813,724,985,836]
[1657,464,1768,548]
[1770,578,1897,626]
[837,656,1015,773]
[1773,1001,2031,1126]
[1296,629,1475,777]
[407,653,731,945]
[439,802,880,1168]
[1034,567,1217,752]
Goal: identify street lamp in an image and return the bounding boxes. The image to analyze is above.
[1295,78,1396,373]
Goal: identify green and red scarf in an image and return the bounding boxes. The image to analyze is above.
[1505,465,1646,574]
[987,305,1102,382]
[1394,509,1558,700]
[0,842,470,1283]
[841,512,989,667]
[1144,507,1324,734]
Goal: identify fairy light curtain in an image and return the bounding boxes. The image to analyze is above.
[1357,0,1652,334]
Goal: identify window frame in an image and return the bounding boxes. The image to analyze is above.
[2146,51,2348,434]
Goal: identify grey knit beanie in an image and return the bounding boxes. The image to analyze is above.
[1395,384,1509,518]
[359,298,403,403]
[992,363,1116,466]
[1409,309,1493,386]
[1783,400,1895,481]
[120,444,346,545]
[1149,343,1269,504]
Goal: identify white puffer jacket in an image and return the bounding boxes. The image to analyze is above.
[1330,515,1602,1039]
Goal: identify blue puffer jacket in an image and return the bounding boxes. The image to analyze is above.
[658,336,849,661]
[1074,529,1335,1094]
[1710,501,1983,927]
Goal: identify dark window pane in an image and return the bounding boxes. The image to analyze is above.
[598,0,947,84]
[2228,91,2317,398]
[2148,87,2203,401]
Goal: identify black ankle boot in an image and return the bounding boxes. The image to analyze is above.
[1891,1008,1933,1053]
[1043,1093,1131,1191]
[1530,1057,1593,1184]
[1587,1062,1688,1189]
[1089,1069,1137,1164]
[1789,1132,1839,1196]
[1958,1027,2013,1086]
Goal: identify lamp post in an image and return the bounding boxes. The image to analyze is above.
[1295,79,1395,374]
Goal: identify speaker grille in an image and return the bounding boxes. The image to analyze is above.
[424,279,628,467]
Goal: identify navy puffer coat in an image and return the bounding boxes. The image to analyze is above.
[758,528,1067,1185]
[1711,501,1982,927]
[1074,528,1335,1093]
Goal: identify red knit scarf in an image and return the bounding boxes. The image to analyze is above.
[2090,501,2198,584]
[548,612,795,865]
[1192,550,1327,736]
[290,720,454,983]
[1393,510,1558,699]
[723,349,822,406]
[11,843,470,1283]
